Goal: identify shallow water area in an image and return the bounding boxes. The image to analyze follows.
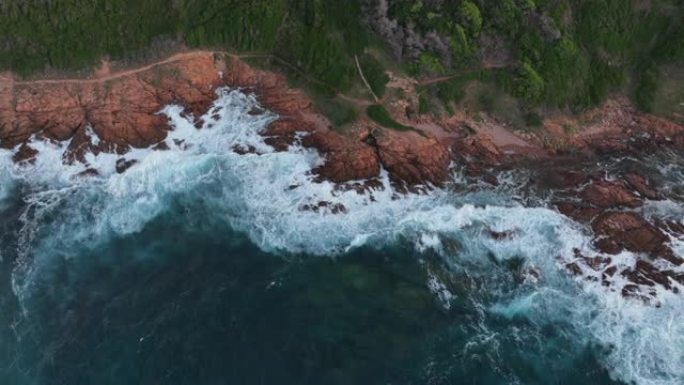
[0,88,682,385]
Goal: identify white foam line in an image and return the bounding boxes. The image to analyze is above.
[0,87,682,385]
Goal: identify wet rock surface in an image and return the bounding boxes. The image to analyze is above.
[450,126,684,301]
[2,51,683,302]
[559,174,683,300]
[0,53,451,188]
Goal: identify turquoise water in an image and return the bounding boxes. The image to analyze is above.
[0,88,681,385]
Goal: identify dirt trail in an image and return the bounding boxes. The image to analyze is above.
[0,51,277,87]
[418,63,510,86]
[0,50,380,128]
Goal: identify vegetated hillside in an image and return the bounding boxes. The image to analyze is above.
[1,0,682,116]
[365,0,684,113]
[0,0,370,92]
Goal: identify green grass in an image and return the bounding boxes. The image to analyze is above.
[366,104,412,132]
[315,98,358,128]
[418,95,432,115]
[651,64,684,124]
[359,54,390,98]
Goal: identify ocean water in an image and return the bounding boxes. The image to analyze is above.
[0,88,682,385]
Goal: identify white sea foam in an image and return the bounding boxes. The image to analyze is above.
[0,149,15,208]
[1,87,683,385]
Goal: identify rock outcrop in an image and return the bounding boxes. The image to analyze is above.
[2,50,681,301]
[0,52,451,187]
[448,125,683,301]
[0,52,221,160]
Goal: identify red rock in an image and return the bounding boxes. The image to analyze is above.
[300,201,347,214]
[555,202,602,223]
[12,143,38,163]
[483,174,499,186]
[309,131,381,183]
[554,170,589,188]
[373,130,451,187]
[621,260,684,290]
[658,220,684,235]
[489,229,516,240]
[624,173,660,200]
[592,212,682,264]
[565,262,583,276]
[453,134,502,166]
[581,180,641,208]
[1,52,220,156]
[582,255,612,271]
[0,53,453,188]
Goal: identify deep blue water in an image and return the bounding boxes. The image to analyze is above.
[0,88,681,385]
[0,203,620,385]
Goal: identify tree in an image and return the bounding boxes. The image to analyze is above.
[459,1,482,37]
[515,62,545,103]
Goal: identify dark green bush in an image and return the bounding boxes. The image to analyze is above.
[316,99,357,128]
[359,55,390,98]
[366,105,412,131]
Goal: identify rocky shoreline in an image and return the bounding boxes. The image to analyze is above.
[1,51,683,301]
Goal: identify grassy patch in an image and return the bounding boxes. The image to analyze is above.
[651,63,684,124]
[366,104,413,132]
[359,54,390,98]
[418,95,432,115]
[315,98,358,128]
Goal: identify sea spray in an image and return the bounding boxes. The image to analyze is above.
[0,88,682,385]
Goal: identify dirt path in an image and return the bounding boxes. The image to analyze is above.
[0,51,215,86]
[418,63,510,86]
[0,49,382,123]
[354,55,380,102]
[1,52,508,89]
[0,51,278,86]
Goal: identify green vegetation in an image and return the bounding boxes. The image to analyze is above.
[650,64,684,124]
[459,1,483,36]
[418,95,432,115]
[359,54,390,98]
[1,0,682,120]
[515,62,545,103]
[524,111,543,129]
[386,0,683,112]
[315,98,358,128]
[634,61,660,113]
[366,104,412,132]
[0,0,369,92]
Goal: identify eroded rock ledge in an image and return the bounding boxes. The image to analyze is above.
[0,52,450,188]
[453,129,684,303]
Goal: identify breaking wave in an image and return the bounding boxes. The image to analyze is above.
[0,88,682,385]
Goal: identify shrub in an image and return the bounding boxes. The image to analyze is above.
[316,99,357,127]
[634,62,659,113]
[366,104,412,131]
[359,55,390,98]
[459,1,483,36]
[515,62,545,103]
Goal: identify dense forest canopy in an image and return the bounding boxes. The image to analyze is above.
[0,0,682,113]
